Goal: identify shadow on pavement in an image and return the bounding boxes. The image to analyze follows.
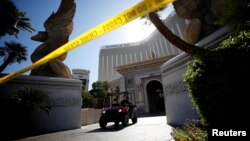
[137,111,166,118]
[86,112,166,133]
[86,123,134,133]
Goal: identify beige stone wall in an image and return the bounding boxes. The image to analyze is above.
[81,108,102,126]
[160,27,231,125]
[0,75,82,133]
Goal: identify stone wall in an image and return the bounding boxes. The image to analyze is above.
[160,27,231,125]
[82,108,102,126]
[0,75,82,133]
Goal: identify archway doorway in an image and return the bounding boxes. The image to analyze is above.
[146,80,165,113]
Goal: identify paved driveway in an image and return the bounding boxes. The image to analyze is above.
[18,115,173,141]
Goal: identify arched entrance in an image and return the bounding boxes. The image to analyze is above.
[146,80,165,113]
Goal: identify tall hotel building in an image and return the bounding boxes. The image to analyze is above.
[98,11,187,82]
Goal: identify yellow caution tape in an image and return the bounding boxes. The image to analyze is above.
[0,0,174,85]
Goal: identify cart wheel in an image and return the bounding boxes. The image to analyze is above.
[99,117,107,129]
[122,114,129,127]
[132,113,137,124]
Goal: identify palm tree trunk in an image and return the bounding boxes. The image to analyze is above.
[149,12,207,57]
[0,55,13,72]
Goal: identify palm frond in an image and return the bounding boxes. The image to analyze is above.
[16,16,36,33]
[14,8,36,34]
[12,86,51,115]
[3,41,27,64]
[0,47,7,57]
[17,22,35,32]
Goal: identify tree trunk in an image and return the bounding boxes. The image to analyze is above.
[0,55,13,72]
[149,12,207,57]
[0,53,14,72]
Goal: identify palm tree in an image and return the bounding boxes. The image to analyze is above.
[0,41,27,72]
[14,11,35,36]
[141,6,207,57]
[145,0,250,57]
[148,12,207,57]
[0,0,35,37]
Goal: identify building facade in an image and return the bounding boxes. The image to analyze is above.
[72,69,90,90]
[116,55,175,114]
[98,11,187,82]
[98,11,188,114]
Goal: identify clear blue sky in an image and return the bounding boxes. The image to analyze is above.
[0,0,173,88]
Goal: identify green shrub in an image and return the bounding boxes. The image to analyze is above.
[3,86,52,139]
[12,86,51,115]
[89,81,108,98]
[214,0,250,30]
[171,120,208,141]
[82,90,93,108]
[184,31,250,129]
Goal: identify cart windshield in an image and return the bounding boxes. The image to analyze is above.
[103,92,131,107]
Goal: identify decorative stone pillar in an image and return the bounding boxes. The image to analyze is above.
[161,54,199,125]
[160,27,231,125]
[0,75,82,133]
